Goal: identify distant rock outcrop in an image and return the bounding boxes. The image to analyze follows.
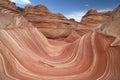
[85,8,98,15]
[23,4,79,39]
[80,8,112,28]
[24,4,52,15]
[0,0,116,40]
[0,0,18,10]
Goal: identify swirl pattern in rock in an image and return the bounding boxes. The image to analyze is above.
[0,0,120,80]
[0,26,120,80]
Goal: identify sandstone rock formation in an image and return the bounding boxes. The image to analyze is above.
[0,0,120,80]
[0,0,17,10]
[0,23,120,80]
[80,8,112,28]
[101,5,120,46]
[23,4,78,39]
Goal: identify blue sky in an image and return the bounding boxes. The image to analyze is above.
[10,0,120,21]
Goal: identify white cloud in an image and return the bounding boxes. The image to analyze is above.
[84,4,89,7]
[64,9,112,22]
[64,11,86,22]
[98,9,112,12]
[10,0,31,5]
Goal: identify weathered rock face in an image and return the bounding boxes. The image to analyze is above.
[101,5,120,46]
[23,4,78,39]
[80,8,112,28]
[0,1,120,80]
[0,0,33,29]
[64,31,80,42]
[24,4,52,15]
[0,0,17,10]
[85,8,98,15]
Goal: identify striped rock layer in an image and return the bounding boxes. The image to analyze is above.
[0,0,120,80]
[0,26,120,80]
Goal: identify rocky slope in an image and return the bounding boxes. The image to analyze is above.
[101,5,120,46]
[0,0,113,40]
[23,4,79,39]
[0,0,17,10]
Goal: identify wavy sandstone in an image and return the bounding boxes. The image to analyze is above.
[0,0,120,80]
[0,25,120,80]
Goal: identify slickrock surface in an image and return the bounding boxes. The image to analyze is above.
[0,25,120,80]
[0,0,120,80]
